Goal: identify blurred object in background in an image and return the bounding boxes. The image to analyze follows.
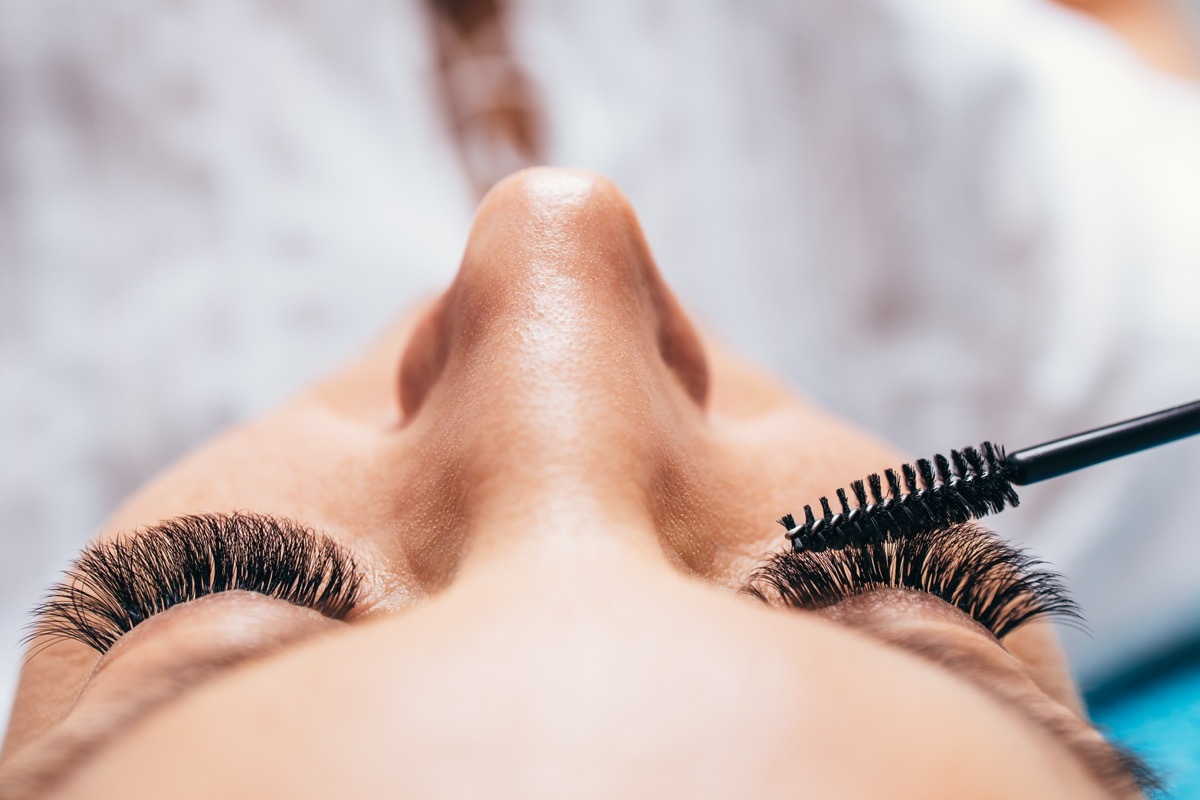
[1056,0,1200,78]
[428,0,545,197]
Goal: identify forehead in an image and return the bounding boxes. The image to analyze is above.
[56,566,1094,799]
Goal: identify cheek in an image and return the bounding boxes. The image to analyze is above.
[711,405,903,523]
[100,406,386,543]
[654,403,904,578]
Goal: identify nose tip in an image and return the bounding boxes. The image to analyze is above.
[400,167,708,418]
[480,166,629,232]
[455,168,662,348]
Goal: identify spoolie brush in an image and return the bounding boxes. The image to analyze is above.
[783,398,1200,552]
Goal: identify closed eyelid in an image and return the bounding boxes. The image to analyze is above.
[2,595,345,799]
[789,590,1155,798]
[7,513,362,773]
[882,628,1159,798]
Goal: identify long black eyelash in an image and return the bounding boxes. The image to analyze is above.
[28,512,363,655]
[745,523,1081,639]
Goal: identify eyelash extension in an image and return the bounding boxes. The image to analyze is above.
[28,512,363,655]
[746,523,1081,639]
[783,398,1200,552]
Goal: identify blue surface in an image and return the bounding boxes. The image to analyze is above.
[1087,643,1200,798]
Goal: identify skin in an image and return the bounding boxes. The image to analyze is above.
[0,168,1138,799]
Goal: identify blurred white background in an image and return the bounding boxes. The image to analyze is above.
[3,0,1200,734]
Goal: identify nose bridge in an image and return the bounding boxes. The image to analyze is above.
[445,170,677,448]
[397,168,708,544]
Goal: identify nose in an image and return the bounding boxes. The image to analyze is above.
[398,168,709,556]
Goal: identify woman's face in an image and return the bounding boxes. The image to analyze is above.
[0,169,1146,798]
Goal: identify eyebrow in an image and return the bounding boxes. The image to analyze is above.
[878,628,1160,797]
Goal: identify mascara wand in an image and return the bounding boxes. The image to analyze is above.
[783,398,1200,553]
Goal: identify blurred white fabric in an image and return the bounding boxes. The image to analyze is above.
[2,0,1199,731]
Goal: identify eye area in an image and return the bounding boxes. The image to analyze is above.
[28,512,363,656]
[743,523,1081,640]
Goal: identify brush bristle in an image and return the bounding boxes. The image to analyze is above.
[778,442,1020,552]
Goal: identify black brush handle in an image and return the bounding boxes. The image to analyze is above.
[1005,398,1200,485]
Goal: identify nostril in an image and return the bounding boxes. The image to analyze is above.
[398,294,452,420]
[654,288,710,407]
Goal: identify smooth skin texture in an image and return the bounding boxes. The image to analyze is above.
[0,169,1138,798]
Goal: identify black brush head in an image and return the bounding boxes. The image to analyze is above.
[780,442,1020,552]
